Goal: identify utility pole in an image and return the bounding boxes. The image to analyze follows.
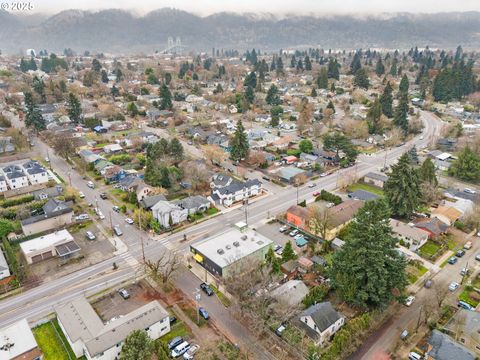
[138,210,145,264]
[193,289,201,324]
[46,148,52,170]
[109,211,113,231]
[383,147,388,170]
[243,199,249,225]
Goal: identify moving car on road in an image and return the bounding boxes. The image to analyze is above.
[449,281,460,292]
[114,225,123,236]
[87,181,95,189]
[404,295,415,307]
[112,206,120,213]
[464,188,477,194]
[99,192,108,199]
[78,191,85,198]
[308,183,316,188]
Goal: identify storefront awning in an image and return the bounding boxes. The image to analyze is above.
[193,253,203,263]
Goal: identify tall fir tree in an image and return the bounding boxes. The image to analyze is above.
[448,146,480,181]
[367,97,383,134]
[229,120,249,162]
[159,84,173,110]
[354,68,370,89]
[375,58,385,76]
[393,92,409,133]
[418,158,438,186]
[399,74,409,95]
[316,68,329,89]
[67,92,82,123]
[24,92,46,131]
[380,82,393,118]
[384,153,421,218]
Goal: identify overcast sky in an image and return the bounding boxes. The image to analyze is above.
[35,0,480,15]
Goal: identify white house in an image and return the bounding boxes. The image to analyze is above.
[297,302,345,346]
[151,200,188,228]
[0,175,8,193]
[389,219,430,251]
[210,179,262,207]
[21,160,49,185]
[55,298,170,360]
[0,249,11,280]
[2,165,29,190]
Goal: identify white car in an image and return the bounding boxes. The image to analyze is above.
[87,181,95,189]
[95,208,105,220]
[464,188,477,194]
[308,183,316,188]
[449,281,460,292]
[45,157,50,163]
[78,191,85,198]
[461,268,470,276]
[75,214,89,221]
[183,344,200,360]
[279,225,288,233]
[404,295,415,307]
[125,218,134,224]
[289,229,299,237]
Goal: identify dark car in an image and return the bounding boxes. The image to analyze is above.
[100,193,108,200]
[168,336,183,350]
[112,206,120,213]
[198,307,209,320]
[169,316,177,325]
[424,279,433,288]
[200,283,214,296]
[448,256,458,265]
[262,176,271,182]
[456,250,466,258]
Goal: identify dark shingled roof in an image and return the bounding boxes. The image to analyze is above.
[216,179,262,195]
[427,330,475,360]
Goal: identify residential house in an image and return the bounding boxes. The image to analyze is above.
[103,165,126,183]
[21,161,49,185]
[276,167,307,183]
[0,248,10,280]
[363,172,389,188]
[348,189,379,202]
[32,185,63,200]
[444,309,480,356]
[20,229,80,264]
[210,179,262,207]
[94,160,113,174]
[2,165,29,190]
[270,280,309,307]
[151,200,188,228]
[56,298,170,360]
[0,175,8,192]
[414,218,449,238]
[78,149,103,164]
[210,174,233,189]
[139,194,167,210]
[21,199,73,236]
[0,319,43,360]
[425,329,475,360]
[296,302,345,346]
[432,206,462,226]
[323,200,363,240]
[435,159,452,171]
[135,182,152,202]
[103,144,123,154]
[173,195,210,215]
[286,205,310,229]
[389,219,430,251]
[0,136,15,154]
[331,238,345,251]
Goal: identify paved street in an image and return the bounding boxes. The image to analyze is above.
[0,109,444,359]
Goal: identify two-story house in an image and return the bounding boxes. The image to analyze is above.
[2,165,29,190]
[297,302,345,346]
[21,199,73,236]
[22,160,49,185]
[210,178,262,207]
[390,219,430,251]
[151,200,188,228]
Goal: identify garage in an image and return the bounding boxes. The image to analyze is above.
[31,251,53,264]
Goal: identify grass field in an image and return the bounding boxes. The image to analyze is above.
[419,240,441,258]
[347,183,384,196]
[33,319,79,360]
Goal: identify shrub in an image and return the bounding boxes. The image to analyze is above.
[319,190,342,205]
[0,195,34,208]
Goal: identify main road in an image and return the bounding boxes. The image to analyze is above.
[0,109,443,359]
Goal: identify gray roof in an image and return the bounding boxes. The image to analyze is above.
[300,302,342,333]
[427,330,475,360]
[364,172,389,182]
[84,301,169,357]
[174,195,209,210]
[139,194,167,209]
[216,179,262,195]
[211,174,232,188]
[32,186,64,200]
[271,280,309,306]
[21,199,72,226]
[348,189,380,201]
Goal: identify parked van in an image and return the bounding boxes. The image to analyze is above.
[408,352,422,360]
[458,301,474,311]
[87,181,95,189]
[171,341,190,358]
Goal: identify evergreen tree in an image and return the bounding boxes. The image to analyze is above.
[24,92,46,131]
[316,68,328,89]
[159,167,171,188]
[379,82,393,118]
[326,100,335,113]
[245,86,255,104]
[350,52,362,74]
[354,68,370,89]
[276,57,284,75]
[266,84,281,106]
[375,58,385,76]
[229,120,249,162]
[299,139,313,153]
[29,58,37,71]
[304,55,312,71]
[270,106,283,127]
[408,146,419,165]
[384,153,421,218]
[296,58,304,72]
[367,97,383,134]
[399,74,409,95]
[244,71,257,88]
[101,70,109,83]
[281,241,297,262]
[330,199,407,308]
[393,92,409,133]
[330,82,336,93]
[159,84,173,110]
[119,330,153,360]
[168,138,184,164]
[448,146,480,181]
[111,85,120,97]
[389,58,398,76]
[311,87,317,97]
[418,158,438,187]
[290,55,296,68]
[67,92,82,123]
[20,58,29,72]
[91,58,102,72]
[327,58,340,80]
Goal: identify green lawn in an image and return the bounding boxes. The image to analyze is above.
[160,320,192,344]
[419,240,441,258]
[459,286,480,307]
[33,319,77,360]
[406,264,428,284]
[180,303,208,327]
[348,183,384,196]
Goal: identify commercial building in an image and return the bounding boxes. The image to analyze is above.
[55,297,170,360]
[20,229,80,264]
[190,222,273,277]
[0,318,43,360]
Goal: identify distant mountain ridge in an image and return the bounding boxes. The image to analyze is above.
[1,8,480,54]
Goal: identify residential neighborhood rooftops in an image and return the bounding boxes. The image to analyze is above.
[271,280,309,306]
[364,172,389,182]
[348,189,379,202]
[329,200,363,228]
[426,329,475,360]
[0,319,41,360]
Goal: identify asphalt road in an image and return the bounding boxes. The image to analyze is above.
[0,110,443,359]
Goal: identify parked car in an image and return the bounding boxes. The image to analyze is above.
[125,218,134,224]
[461,268,470,276]
[171,342,190,358]
[169,316,177,325]
[275,245,283,256]
[448,256,458,265]
[85,231,96,240]
[45,157,50,163]
[464,188,477,194]
[87,181,95,189]
[198,307,209,320]
[308,183,316,188]
[400,329,409,341]
[475,254,480,262]
[279,225,288,233]
[112,206,120,213]
[75,214,89,221]
[114,225,123,236]
[275,324,286,337]
[456,249,466,257]
[289,229,299,237]
[118,289,130,299]
[100,192,108,200]
[408,352,422,360]
[183,344,200,360]
[449,281,460,292]
[200,283,214,296]
[168,336,184,350]
[458,301,475,311]
[424,279,433,289]
[262,176,271,181]
[313,191,320,197]
[78,191,85,198]
[404,296,415,307]
[464,241,473,250]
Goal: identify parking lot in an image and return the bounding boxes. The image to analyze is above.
[256,220,310,255]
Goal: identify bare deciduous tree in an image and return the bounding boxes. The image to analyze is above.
[144,251,180,285]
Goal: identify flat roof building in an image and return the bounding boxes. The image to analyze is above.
[0,318,43,360]
[190,223,273,277]
[20,229,80,264]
